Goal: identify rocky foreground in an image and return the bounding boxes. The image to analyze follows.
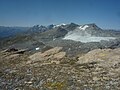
[0,47,120,90]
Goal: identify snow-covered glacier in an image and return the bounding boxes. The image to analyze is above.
[63,26,116,43]
[63,35,116,43]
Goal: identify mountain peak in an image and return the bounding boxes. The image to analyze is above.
[78,25,89,30]
[69,23,79,26]
[77,23,102,31]
[86,23,102,30]
[47,23,67,29]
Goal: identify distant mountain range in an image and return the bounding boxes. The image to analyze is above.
[0,23,120,38]
[0,23,120,56]
[1,23,120,90]
[0,26,29,38]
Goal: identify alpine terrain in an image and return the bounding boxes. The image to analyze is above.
[0,23,120,90]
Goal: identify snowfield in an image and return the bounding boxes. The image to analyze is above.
[63,25,116,43]
[63,33,116,43]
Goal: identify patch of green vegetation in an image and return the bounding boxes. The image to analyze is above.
[44,81,66,90]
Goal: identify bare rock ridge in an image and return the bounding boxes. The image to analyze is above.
[0,46,120,89]
[1,23,120,50]
[28,47,66,64]
[77,48,120,68]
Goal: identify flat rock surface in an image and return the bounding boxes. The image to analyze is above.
[77,48,120,67]
[28,47,66,64]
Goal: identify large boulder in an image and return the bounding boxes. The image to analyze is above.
[28,47,66,64]
[76,48,120,67]
[40,47,63,57]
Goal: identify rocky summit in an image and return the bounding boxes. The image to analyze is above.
[0,23,120,90]
[0,47,120,90]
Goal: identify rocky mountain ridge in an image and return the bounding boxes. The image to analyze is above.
[0,23,120,56]
[0,46,120,90]
[0,22,120,89]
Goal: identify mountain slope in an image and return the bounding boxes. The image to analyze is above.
[63,23,120,42]
[0,23,120,53]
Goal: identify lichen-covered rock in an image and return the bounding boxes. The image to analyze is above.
[77,48,120,68]
[53,52,66,59]
[41,47,63,57]
[28,47,66,64]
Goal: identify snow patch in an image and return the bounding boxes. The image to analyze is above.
[61,23,66,26]
[53,23,66,28]
[78,25,89,30]
[53,38,56,41]
[35,47,40,50]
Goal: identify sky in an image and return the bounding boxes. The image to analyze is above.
[0,0,120,29]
